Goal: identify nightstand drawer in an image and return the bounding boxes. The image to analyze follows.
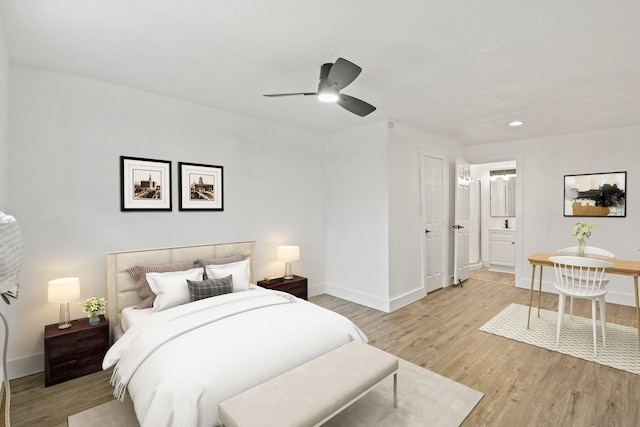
[48,328,107,359]
[47,350,105,385]
[276,281,307,299]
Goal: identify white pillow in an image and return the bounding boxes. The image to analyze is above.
[205,259,250,292]
[146,267,204,312]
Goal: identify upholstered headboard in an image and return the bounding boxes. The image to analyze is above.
[106,241,255,340]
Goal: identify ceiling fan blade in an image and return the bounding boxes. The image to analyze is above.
[263,92,317,97]
[337,94,376,117]
[327,58,362,91]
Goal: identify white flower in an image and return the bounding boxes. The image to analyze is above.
[81,297,107,316]
[570,222,595,242]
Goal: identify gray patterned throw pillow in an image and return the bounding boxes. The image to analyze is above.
[187,274,234,301]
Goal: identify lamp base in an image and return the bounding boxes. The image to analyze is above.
[283,262,293,280]
[58,302,72,330]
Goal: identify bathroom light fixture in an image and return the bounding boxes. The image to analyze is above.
[277,246,300,280]
[48,277,81,329]
[489,169,516,181]
[508,120,524,127]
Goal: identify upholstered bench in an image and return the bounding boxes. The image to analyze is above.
[218,341,399,427]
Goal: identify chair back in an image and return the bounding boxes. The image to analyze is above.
[550,256,613,296]
[558,246,615,259]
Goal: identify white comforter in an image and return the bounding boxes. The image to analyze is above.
[103,288,367,427]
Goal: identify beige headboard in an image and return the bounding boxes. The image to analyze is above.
[106,241,255,340]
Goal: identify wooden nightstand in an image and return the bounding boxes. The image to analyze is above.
[44,316,109,387]
[257,275,308,300]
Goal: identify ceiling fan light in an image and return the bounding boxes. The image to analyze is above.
[318,87,339,103]
[318,93,339,103]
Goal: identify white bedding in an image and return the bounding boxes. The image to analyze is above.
[119,284,263,332]
[104,288,367,427]
[120,306,152,332]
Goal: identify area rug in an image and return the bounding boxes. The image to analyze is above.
[480,303,640,374]
[68,359,483,427]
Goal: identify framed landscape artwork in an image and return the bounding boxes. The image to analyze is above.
[563,171,626,217]
[120,156,172,211]
[178,162,224,211]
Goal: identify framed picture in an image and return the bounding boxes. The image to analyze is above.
[178,162,224,211]
[564,171,626,217]
[120,156,172,211]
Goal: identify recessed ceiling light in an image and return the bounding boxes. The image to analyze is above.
[508,120,524,127]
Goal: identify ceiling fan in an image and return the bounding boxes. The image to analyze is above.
[264,58,376,117]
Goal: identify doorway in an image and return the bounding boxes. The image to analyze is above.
[470,160,517,275]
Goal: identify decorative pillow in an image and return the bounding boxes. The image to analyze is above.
[128,261,194,309]
[198,254,245,269]
[146,267,204,312]
[187,274,233,301]
[205,259,250,292]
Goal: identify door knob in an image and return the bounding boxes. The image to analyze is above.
[452,225,464,229]
[425,229,431,234]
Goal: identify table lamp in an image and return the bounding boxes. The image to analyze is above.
[48,277,81,329]
[277,246,300,280]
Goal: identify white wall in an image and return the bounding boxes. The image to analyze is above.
[323,121,390,310]
[5,65,326,378]
[466,127,640,306]
[388,122,464,308]
[0,11,8,209]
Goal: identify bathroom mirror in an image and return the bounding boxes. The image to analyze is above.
[490,169,516,217]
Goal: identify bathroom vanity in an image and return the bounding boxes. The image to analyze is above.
[489,228,515,273]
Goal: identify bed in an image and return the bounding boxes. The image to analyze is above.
[103,241,367,427]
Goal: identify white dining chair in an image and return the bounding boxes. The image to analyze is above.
[550,256,613,357]
[557,246,615,318]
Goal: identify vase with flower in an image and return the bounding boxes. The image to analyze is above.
[81,297,107,325]
[570,222,596,257]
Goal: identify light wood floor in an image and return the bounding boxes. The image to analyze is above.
[2,269,639,426]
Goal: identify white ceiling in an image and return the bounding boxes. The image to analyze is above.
[1,0,639,145]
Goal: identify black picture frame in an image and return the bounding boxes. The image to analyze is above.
[563,171,626,217]
[120,156,172,211]
[178,162,224,211]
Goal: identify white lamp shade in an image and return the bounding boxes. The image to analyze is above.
[277,246,300,262]
[48,277,81,303]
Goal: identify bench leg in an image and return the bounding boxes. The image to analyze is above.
[393,372,398,408]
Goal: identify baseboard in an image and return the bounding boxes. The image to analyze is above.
[606,290,637,307]
[7,353,43,380]
[488,265,515,274]
[390,286,425,312]
[311,282,425,313]
[322,283,391,313]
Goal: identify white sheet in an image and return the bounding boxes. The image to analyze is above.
[104,288,367,427]
[120,306,152,332]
